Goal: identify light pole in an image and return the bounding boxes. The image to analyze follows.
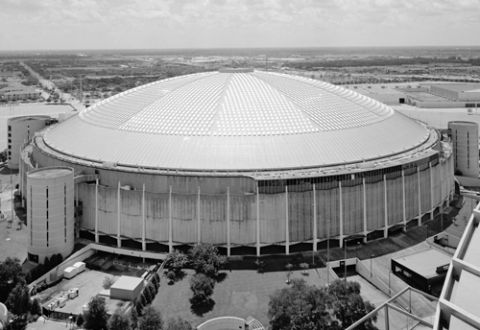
[356,241,360,259]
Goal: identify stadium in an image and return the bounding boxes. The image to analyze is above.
[19,68,454,257]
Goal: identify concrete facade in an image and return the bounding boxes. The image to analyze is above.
[7,116,50,169]
[27,167,75,263]
[19,134,454,256]
[448,121,479,178]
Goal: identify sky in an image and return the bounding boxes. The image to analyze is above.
[0,0,479,51]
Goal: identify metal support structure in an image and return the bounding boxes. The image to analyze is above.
[197,186,201,244]
[313,184,317,252]
[402,170,407,232]
[327,219,330,285]
[384,303,390,330]
[117,181,121,248]
[430,163,434,220]
[285,186,289,255]
[384,174,388,238]
[142,183,146,251]
[226,187,231,257]
[362,177,368,242]
[169,185,173,253]
[95,178,99,243]
[339,181,344,248]
[256,186,260,257]
[417,167,422,226]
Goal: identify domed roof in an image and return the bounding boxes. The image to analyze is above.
[44,70,430,172]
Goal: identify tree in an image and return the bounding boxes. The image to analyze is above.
[0,149,7,162]
[131,305,139,328]
[189,273,215,306]
[165,316,193,330]
[189,244,226,278]
[327,280,377,330]
[138,305,163,330]
[140,293,148,310]
[268,279,333,330]
[108,307,131,330]
[143,286,153,304]
[83,295,109,330]
[166,250,188,275]
[146,282,157,298]
[151,272,160,290]
[30,297,42,316]
[268,279,378,330]
[103,276,115,289]
[77,314,85,327]
[0,257,26,303]
[6,283,31,317]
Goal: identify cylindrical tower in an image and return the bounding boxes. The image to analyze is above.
[27,167,75,263]
[7,116,50,169]
[448,121,479,178]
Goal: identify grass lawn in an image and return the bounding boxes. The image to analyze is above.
[153,267,329,328]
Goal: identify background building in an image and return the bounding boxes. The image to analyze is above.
[448,121,479,178]
[430,83,480,104]
[19,70,455,257]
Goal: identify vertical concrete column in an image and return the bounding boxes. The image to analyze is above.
[197,186,201,244]
[117,181,121,248]
[313,184,317,252]
[169,185,173,253]
[142,183,146,251]
[256,186,260,257]
[75,183,80,239]
[383,174,388,238]
[402,170,407,231]
[417,167,422,226]
[430,163,434,220]
[339,181,344,248]
[285,186,289,255]
[95,178,99,243]
[226,187,230,257]
[362,177,368,242]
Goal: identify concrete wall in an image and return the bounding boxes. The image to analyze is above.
[197,317,245,330]
[8,116,48,169]
[27,166,75,263]
[25,135,455,256]
[448,121,479,178]
[458,91,480,102]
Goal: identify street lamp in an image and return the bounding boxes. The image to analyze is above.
[356,241,360,259]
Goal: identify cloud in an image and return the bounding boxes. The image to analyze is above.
[0,0,479,50]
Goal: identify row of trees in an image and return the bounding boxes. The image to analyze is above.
[26,253,63,284]
[82,295,192,330]
[165,244,227,313]
[268,279,377,330]
[131,273,161,323]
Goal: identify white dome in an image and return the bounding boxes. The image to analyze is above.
[43,70,429,171]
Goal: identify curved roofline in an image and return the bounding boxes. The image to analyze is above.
[41,71,433,172]
[36,124,440,179]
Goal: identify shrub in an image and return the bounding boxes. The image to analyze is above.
[102,276,115,289]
